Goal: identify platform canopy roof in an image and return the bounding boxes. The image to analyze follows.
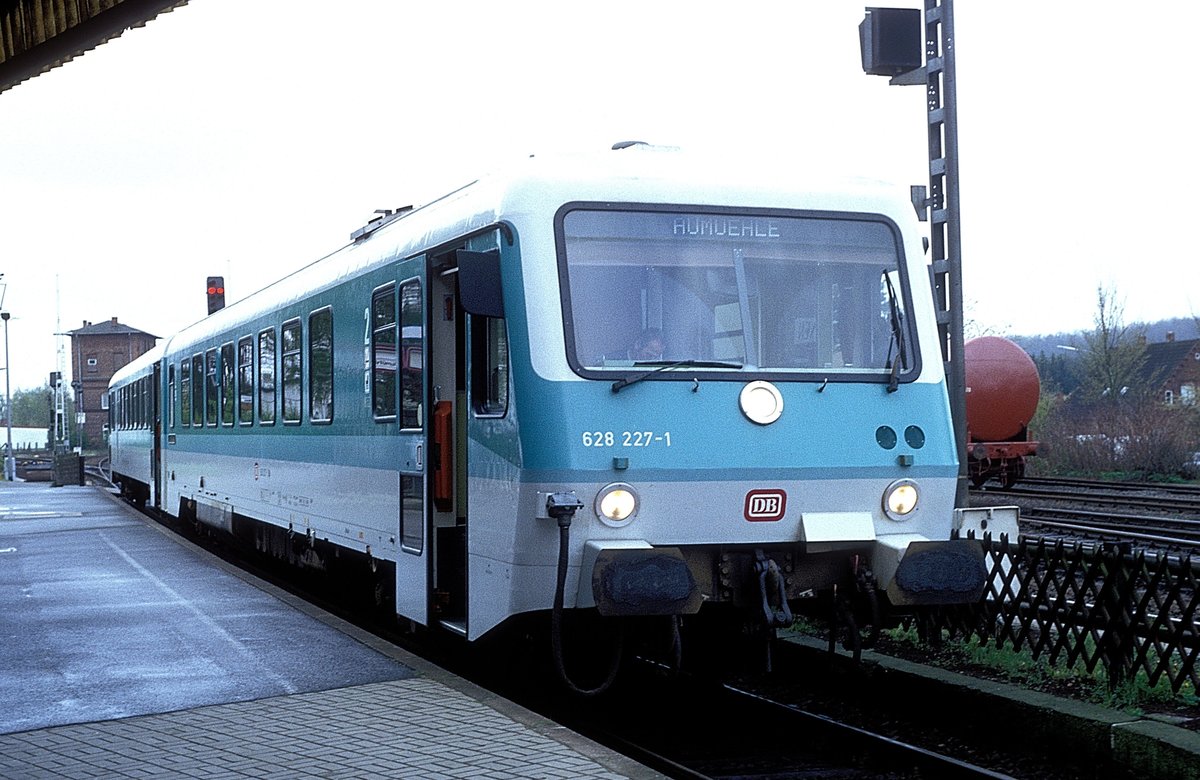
[1,0,188,95]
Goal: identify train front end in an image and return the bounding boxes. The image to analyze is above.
[469,153,1005,651]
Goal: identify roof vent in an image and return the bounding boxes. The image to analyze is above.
[351,206,414,242]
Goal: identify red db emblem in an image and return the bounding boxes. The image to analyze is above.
[744,490,787,522]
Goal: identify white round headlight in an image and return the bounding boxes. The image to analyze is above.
[595,482,639,527]
[739,381,784,425]
[883,479,919,521]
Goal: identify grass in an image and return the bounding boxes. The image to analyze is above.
[870,623,1199,717]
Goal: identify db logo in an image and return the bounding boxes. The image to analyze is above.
[744,489,787,522]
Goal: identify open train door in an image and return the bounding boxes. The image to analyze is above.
[389,257,430,627]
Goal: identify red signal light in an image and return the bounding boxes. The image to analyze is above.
[206,276,226,314]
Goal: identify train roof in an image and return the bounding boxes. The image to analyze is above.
[157,145,921,357]
[109,342,166,390]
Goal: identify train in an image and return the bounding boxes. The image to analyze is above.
[108,145,1013,688]
[964,336,1041,488]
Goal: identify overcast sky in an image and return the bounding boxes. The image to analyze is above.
[1,1,1197,391]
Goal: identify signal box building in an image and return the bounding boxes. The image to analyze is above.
[69,317,158,450]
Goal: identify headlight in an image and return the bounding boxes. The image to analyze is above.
[595,482,639,527]
[739,381,784,425]
[882,479,919,521]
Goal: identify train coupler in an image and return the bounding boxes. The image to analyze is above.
[753,548,793,629]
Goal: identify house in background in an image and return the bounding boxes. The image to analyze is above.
[68,317,158,449]
[1142,332,1200,407]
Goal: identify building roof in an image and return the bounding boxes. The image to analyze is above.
[1,0,189,95]
[1142,336,1200,385]
[69,317,158,339]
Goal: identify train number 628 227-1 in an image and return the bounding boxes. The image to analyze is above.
[581,431,672,447]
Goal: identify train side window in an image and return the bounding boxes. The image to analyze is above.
[220,342,235,426]
[399,279,423,429]
[205,348,219,427]
[281,319,302,424]
[401,474,423,553]
[472,315,508,416]
[237,336,254,425]
[191,354,204,427]
[259,328,276,426]
[309,307,333,423]
[168,364,176,429]
[371,284,397,421]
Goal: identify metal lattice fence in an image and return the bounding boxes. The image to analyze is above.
[932,535,1199,694]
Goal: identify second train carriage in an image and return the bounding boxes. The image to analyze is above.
[109,146,1011,667]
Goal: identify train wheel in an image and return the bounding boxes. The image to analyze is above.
[1001,462,1024,489]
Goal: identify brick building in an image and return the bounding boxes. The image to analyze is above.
[1143,332,1200,407]
[68,317,158,450]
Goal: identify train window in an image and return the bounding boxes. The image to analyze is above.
[179,359,189,428]
[238,336,254,425]
[258,328,276,425]
[472,315,508,416]
[558,208,915,382]
[309,307,333,423]
[168,364,175,429]
[401,473,423,553]
[281,319,302,424]
[191,355,204,427]
[371,284,397,420]
[399,279,423,429]
[205,349,219,427]
[221,342,235,426]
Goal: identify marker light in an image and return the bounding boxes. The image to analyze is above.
[739,381,784,425]
[595,482,639,527]
[882,479,919,521]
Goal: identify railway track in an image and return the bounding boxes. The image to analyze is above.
[558,669,1016,780]
[974,475,1200,553]
[1016,476,1200,497]
[1020,508,1200,554]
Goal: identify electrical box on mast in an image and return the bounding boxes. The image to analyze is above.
[206,276,226,315]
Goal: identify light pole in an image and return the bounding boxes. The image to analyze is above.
[2,311,14,481]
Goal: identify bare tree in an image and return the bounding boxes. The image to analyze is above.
[1078,285,1148,403]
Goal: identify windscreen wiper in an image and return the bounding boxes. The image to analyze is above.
[611,360,743,393]
[883,271,908,393]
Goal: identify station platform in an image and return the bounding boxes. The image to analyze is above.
[0,482,661,779]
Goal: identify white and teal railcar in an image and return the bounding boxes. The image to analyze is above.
[109,145,1004,683]
[109,343,165,506]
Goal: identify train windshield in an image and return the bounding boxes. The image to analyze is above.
[558,207,916,380]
